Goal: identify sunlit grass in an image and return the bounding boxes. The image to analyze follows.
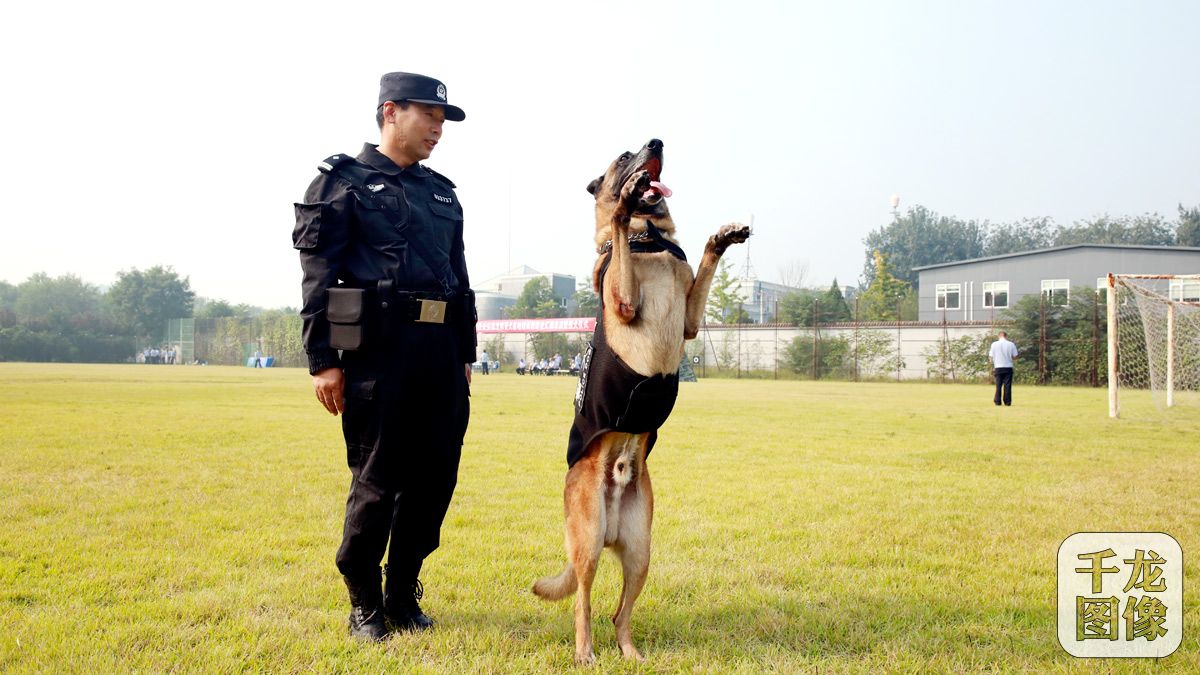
[1,363,1198,672]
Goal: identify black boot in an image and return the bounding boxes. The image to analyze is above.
[344,570,389,642]
[384,565,435,632]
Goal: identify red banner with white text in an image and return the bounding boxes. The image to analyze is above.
[476,317,597,334]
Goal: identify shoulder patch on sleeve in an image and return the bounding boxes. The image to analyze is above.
[424,166,457,189]
[318,153,355,174]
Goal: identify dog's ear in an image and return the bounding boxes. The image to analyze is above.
[586,175,602,196]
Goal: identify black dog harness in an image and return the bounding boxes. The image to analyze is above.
[566,223,688,467]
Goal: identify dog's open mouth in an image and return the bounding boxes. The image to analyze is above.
[639,158,672,204]
[645,180,672,200]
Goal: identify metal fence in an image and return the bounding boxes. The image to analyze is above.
[165,315,305,367]
[171,292,1114,385]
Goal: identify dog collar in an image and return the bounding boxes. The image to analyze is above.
[598,222,687,262]
[598,230,651,255]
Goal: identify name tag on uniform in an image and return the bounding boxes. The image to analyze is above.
[417,299,448,324]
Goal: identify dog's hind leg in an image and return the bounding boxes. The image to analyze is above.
[562,450,607,665]
[612,444,653,662]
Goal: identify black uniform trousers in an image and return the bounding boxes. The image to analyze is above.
[335,318,469,582]
[993,367,1014,406]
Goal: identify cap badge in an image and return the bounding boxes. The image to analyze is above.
[436,84,447,101]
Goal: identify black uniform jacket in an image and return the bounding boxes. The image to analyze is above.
[293,143,476,374]
[565,226,686,467]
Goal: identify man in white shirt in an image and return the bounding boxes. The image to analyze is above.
[988,331,1019,406]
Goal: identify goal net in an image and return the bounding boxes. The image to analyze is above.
[1107,274,1200,418]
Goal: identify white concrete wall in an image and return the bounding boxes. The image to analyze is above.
[476,323,1001,380]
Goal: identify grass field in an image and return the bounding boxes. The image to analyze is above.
[2,363,1199,673]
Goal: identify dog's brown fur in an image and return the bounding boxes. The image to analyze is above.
[532,140,749,665]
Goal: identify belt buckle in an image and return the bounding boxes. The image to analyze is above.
[416,299,447,324]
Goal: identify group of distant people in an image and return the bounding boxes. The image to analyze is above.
[138,346,176,365]
[516,352,583,376]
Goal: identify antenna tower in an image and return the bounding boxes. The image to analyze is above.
[739,213,756,280]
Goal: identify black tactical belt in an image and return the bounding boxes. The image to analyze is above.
[382,293,453,324]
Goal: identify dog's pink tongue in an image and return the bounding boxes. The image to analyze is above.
[648,180,672,198]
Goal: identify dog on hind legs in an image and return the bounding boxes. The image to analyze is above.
[532,138,750,665]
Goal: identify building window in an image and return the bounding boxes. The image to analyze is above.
[1170,278,1200,302]
[935,283,961,310]
[982,281,1009,309]
[1041,279,1070,306]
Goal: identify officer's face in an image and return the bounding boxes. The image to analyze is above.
[385,101,446,165]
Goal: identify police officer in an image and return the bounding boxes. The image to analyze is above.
[293,72,476,642]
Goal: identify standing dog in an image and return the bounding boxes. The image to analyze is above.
[532,139,750,664]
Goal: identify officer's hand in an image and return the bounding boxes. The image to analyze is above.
[312,367,345,416]
[464,363,472,385]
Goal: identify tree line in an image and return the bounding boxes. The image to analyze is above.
[862,203,1200,287]
[0,266,295,363]
[779,202,1200,325]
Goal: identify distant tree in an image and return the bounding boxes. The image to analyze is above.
[776,260,809,289]
[506,277,564,319]
[195,298,240,319]
[821,278,852,323]
[862,205,987,286]
[776,280,851,327]
[480,335,510,366]
[777,288,818,325]
[106,266,195,339]
[984,217,1056,256]
[705,259,748,324]
[14,273,106,330]
[1052,213,1174,247]
[857,251,916,321]
[781,333,852,379]
[0,281,17,328]
[529,331,575,361]
[1,273,132,363]
[921,334,991,382]
[571,283,599,318]
[195,297,254,319]
[1001,287,1107,386]
[1177,204,1200,247]
[854,328,906,379]
[867,205,1190,289]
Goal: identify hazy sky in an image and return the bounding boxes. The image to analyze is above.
[3,0,1197,308]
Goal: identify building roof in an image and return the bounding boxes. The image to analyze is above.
[477,265,545,290]
[913,244,1200,272]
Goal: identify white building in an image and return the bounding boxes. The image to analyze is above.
[735,278,806,323]
[474,265,577,320]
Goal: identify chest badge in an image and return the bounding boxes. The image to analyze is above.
[433,193,452,204]
[366,183,385,192]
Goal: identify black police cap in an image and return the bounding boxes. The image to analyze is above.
[378,72,466,122]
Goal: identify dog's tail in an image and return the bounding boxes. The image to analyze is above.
[532,564,577,601]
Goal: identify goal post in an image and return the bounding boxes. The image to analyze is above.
[1107,273,1200,418]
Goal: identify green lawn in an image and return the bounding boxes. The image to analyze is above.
[1,363,1198,673]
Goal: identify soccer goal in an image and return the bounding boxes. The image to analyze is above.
[1107,273,1200,418]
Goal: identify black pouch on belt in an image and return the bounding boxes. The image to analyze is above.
[327,286,368,351]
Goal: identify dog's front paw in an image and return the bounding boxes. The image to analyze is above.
[617,170,652,217]
[575,648,597,666]
[708,222,752,255]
